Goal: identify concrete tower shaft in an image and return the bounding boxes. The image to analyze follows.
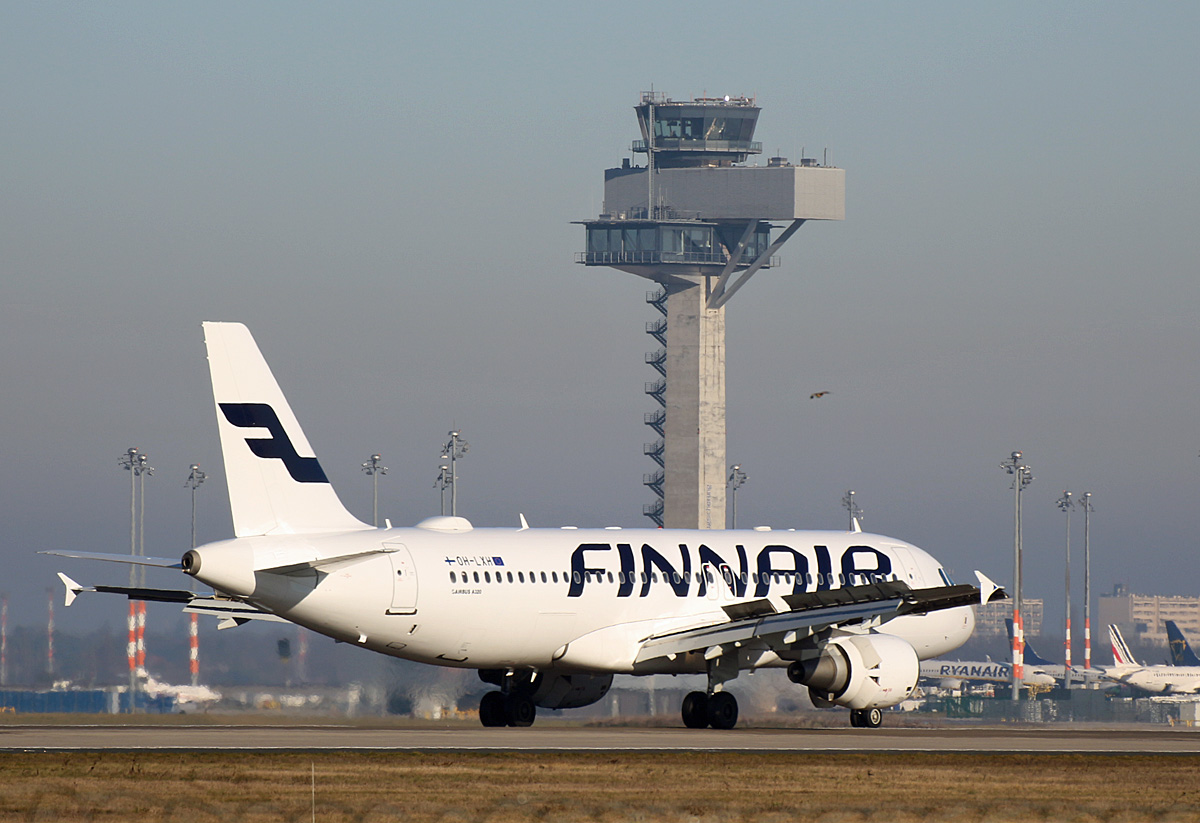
[577,92,845,529]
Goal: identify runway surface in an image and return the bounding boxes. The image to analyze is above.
[2,724,1198,753]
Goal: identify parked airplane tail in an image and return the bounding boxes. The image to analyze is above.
[1006,619,1055,667]
[203,322,371,537]
[1108,624,1139,667]
[1165,621,1200,667]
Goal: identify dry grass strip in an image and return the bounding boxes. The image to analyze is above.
[2,751,1199,822]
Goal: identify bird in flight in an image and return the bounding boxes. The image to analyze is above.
[809,391,832,400]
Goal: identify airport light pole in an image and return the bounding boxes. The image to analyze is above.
[1000,451,1033,701]
[442,432,468,517]
[727,465,747,528]
[842,489,864,532]
[435,463,451,516]
[361,454,387,527]
[1079,492,1095,672]
[185,464,206,549]
[185,464,206,688]
[1056,490,1074,682]
[136,451,153,586]
[119,447,152,710]
[119,448,141,587]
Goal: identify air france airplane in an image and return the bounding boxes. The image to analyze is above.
[1107,624,1200,694]
[51,322,1004,729]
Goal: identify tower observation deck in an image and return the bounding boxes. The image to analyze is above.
[577,92,845,529]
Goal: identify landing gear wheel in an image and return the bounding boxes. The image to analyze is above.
[706,691,739,730]
[504,693,537,727]
[479,691,507,727]
[681,691,709,728]
[850,708,882,728]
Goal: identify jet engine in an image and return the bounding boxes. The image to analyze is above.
[530,673,613,709]
[478,669,613,710]
[787,634,919,710]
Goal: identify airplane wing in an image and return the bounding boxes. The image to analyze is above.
[635,571,1002,664]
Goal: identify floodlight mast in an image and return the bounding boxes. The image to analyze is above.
[1056,490,1074,678]
[1000,451,1033,702]
[185,464,207,688]
[727,464,747,528]
[1079,492,1095,671]
[119,447,152,711]
[360,454,388,527]
[841,489,864,531]
[577,92,844,529]
[442,432,468,517]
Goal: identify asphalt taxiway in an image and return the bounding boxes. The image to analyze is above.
[2,724,1197,753]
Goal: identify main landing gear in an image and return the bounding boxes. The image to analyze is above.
[680,690,739,730]
[849,707,883,728]
[478,690,537,727]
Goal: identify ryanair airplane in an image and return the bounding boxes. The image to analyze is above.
[52,323,1004,729]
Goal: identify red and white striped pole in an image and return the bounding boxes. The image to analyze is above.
[127,600,137,711]
[189,613,199,687]
[136,601,146,674]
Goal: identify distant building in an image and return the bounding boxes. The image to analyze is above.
[974,599,1043,637]
[1098,585,1200,647]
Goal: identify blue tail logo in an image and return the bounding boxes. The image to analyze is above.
[219,403,329,483]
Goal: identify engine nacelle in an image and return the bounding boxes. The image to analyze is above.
[530,673,613,710]
[478,669,613,710]
[788,634,919,710]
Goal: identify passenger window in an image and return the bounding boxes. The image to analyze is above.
[450,571,456,583]
[473,572,479,583]
[607,572,614,583]
[552,572,558,583]
[507,572,514,583]
[485,572,491,583]
[518,572,525,583]
[541,572,548,583]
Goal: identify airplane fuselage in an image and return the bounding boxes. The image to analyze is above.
[190,520,975,674]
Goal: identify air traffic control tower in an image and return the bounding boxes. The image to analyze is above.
[577,92,844,529]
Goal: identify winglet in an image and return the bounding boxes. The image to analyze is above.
[974,570,1005,604]
[851,517,862,534]
[518,513,530,531]
[56,572,87,607]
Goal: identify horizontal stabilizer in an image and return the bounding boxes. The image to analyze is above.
[184,598,287,626]
[41,550,182,569]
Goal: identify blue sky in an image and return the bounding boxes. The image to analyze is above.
[2,2,1198,636]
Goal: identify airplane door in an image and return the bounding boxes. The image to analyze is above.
[385,542,418,615]
[886,545,918,585]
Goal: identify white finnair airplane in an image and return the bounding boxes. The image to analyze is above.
[50,322,1005,729]
[1105,624,1200,694]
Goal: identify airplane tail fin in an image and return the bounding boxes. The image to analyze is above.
[1006,619,1055,667]
[1165,620,1200,667]
[1109,624,1139,667]
[203,322,371,537]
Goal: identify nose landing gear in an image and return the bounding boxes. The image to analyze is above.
[849,707,883,728]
